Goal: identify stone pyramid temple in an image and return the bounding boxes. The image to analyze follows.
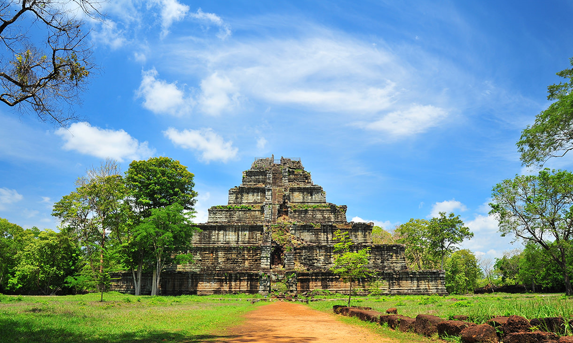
[114,156,446,295]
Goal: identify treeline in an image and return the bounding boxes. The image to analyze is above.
[0,157,199,299]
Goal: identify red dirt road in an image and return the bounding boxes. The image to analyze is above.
[215,301,396,343]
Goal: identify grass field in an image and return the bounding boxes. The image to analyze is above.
[306,292,573,324]
[0,292,264,343]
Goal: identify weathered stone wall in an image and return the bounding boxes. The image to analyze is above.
[291,244,407,271]
[207,208,264,223]
[290,223,370,244]
[288,207,347,223]
[177,246,262,272]
[111,272,261,295]
[193,224,264,246]
[289,186,326,203]
[242,170,267,185]
[379,270,447,295]
[111,270,445,296]
[228,186,265,204]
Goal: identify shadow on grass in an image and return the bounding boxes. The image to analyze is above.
[0,317,237,343]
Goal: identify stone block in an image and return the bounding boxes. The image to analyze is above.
[415,314,445,336]
[460,324,499,343]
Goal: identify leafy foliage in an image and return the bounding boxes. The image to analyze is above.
[330,230,371,307]
[445,249,480,294]
[0,0,99,124]
[394,219,440,270]
[428,212,473,270]
[518,57,573,166]
[490,168,573,295]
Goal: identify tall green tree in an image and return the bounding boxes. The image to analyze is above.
[490,169,573,295]
[135,203,197,296]
[394,219,439,270]
[445,249,480,294]
[330,230,371,307]
[518,58,573,166]
[124,157,198,295]
[428,212,473,270]
[53,160,126,301]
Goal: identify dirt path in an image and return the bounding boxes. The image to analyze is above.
[214,301,396,343]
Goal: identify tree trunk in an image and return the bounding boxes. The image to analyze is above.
[151,268,157,296]
[561,260,573,296]
[441,252,445,271]
[155,257,162,296]
[347,279,352,307]
[100,229,105,302]
[136,260,142,296]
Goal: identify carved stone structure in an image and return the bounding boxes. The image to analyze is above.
[112,156,446,295]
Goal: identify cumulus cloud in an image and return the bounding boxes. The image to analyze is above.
[0,188,23,210]
[92,20,127,49]
[167,33,450,137]
[361,104,448,137]
[189,8,231,39]
[56,122,154,162]
[136,68,194,116]
[150,0,190,38]
[428,199,467,218]
[256,137,267,150]
[198,73,240,115]
[164,128,238,163]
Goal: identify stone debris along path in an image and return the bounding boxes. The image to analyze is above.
[214,301,396,343]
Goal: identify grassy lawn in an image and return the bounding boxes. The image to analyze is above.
[0,292,264,343]
[305,293,573,341]
[306,293,573,323]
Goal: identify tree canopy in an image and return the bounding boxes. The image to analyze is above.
[428,212,473,270]
[518,57,573,166]
[490,169,573,295]
[0,0,99,124]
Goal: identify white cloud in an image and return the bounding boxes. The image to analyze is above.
[466,213,499,233]
[198,73,240,115]
[150,0,190,38]
[56,122,154,162]
[360,104,448,137]
[134,51,147,63]
[189,8,231,39]
[167,32,451,138]
[23,209,39,218]
[257,137,267,150]
[136,68,194,116]
[92,20,127,49]
[194,192,211,223]
[164,128,238,163]
[41,197,53,210]
[428,199,467,218]
[0,188,23,210]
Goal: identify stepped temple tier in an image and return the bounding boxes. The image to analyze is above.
[112,156,447,295]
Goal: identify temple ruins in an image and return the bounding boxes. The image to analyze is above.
[113,156,446,295]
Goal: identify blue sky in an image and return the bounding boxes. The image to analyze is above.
[1,0,573,261]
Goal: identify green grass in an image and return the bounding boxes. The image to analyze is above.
[304,293,573,341]
[0,292,264,342]
[307,293,573,324]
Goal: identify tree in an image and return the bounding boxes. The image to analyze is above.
[493,249,522,285]
[330,230,371,307]
[517,58,573,166]
[0,218,25,292]
[53,160,126,301]
[490,169,573,295]
[394,219,439,270]
[8,229,79,294]
[372,225,394,244]
[445,249,480,294]
[135,203,197,296]
[124,157,198,295]
[0,0,99,124]
[428,212,473,270]
[477,256,496,290]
